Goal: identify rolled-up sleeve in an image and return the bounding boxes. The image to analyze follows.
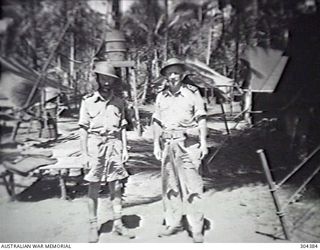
[193,90,206,120]
[152,94,162,125]
[78,100,90,130]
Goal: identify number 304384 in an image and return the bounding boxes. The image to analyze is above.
[301,244,318,248]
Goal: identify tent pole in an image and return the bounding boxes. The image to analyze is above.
[22,18,72,111]
[220,103,230,135]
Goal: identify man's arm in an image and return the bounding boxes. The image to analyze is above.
[153,121,162,160]
[152,94,162,161]
[79,127,89,154]
[121,127,129,162]
[192,89,208,159]
[79,98,91,166]
[198,117,208,159]
[120,104,129,162]
[79,127,91,167]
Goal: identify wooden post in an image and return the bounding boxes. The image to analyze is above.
[204,88,208,103]
[220,103,230,135]
[244,88,253,124]
[256,149,290,240]
[11,120,21,141]
[9,172,16,201]
[40,87,49,138]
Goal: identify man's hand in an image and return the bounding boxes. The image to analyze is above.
[81,154,92,169]
[153,143,162,161]
[200,143,208,160]
[122,148,129,163]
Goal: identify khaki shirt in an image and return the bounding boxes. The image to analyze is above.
[78,92,127,134]
[153,84,206,131]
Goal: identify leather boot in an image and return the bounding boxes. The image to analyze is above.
[158,226,184,237]
[192,232,204,243]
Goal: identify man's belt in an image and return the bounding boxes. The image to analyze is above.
[90,130,121,139]
[161,130,198,140]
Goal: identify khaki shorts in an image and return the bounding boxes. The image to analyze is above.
[84,135,129,183]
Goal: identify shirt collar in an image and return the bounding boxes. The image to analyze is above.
[94,91,114,103]
[163,85,185,97]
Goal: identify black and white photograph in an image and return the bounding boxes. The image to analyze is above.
[0,0,320,245]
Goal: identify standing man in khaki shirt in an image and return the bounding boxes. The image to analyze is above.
[153,58,208,243]
[79,62,134,242]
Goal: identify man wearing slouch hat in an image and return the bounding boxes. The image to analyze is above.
[153,58,208,243]
[79,61,134,242]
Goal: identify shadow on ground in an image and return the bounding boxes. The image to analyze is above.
[100,214,142,234]
[203,122,320,195]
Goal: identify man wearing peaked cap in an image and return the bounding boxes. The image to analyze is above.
[153,57,208,243]
[79,61,134,242]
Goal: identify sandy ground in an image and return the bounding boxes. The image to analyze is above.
[0,105,319,243]
[1,181,319,243]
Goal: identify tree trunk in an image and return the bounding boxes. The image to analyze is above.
[198,5,202,23]
[206,27,212,65]
[249,0,259,46]
[141,76,149,104]
[141,0,156,104]
[152,49,160,78]
[231,12,241,115]
[112,0,121,29]
[30,0,39,70]
[1,25,8,56]
[164,0,169,61]
[70,33,75,87]
[130,68,142,136]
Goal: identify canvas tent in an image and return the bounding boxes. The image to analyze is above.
[0,56,71,109]
[0,56,73,139]
[241,46,289,93]
[239,46,289,123]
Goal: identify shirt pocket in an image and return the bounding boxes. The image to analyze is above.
[87,106,102,118]
[159,103,171,112]
[106,105,122,127]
